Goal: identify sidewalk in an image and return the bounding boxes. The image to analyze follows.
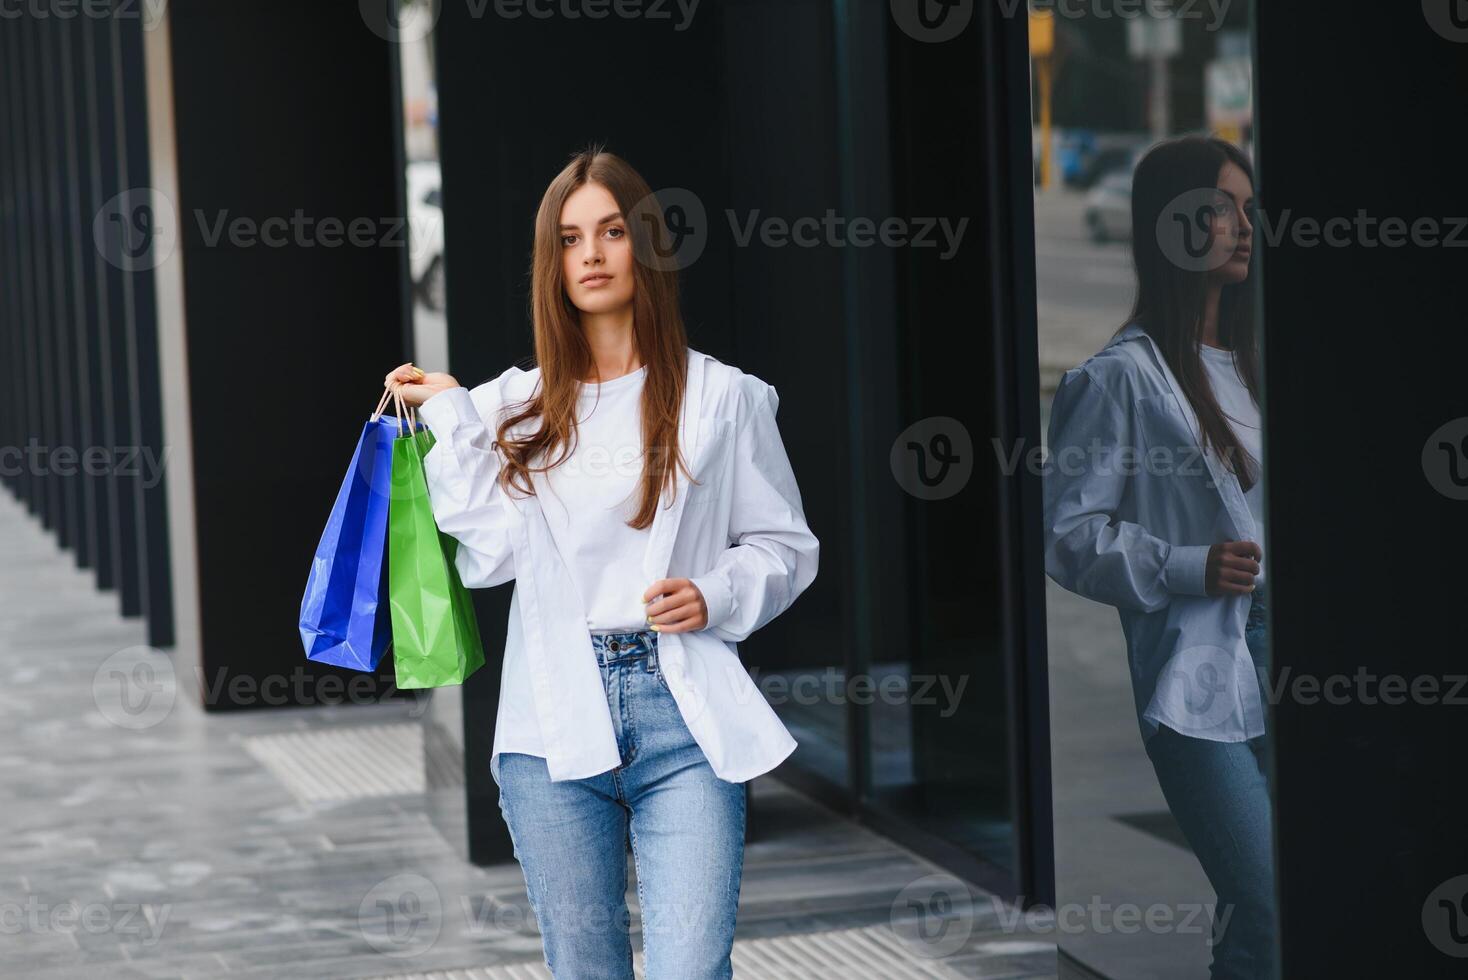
[0,489,1055,980]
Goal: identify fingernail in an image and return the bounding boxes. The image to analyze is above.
[650,624,660,632]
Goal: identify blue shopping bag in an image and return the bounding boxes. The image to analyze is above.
[299,391,405,671]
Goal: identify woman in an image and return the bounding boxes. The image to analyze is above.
[384,147,819,979]
[1043,135,1276,980]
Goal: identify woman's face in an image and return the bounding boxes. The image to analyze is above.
[1206,160,1255,286]
[559,181,636,316]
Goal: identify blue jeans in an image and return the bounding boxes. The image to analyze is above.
[491,629,746,979]
[1144,587,1278,980]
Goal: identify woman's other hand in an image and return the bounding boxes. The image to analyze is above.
[1205,539,1261,596]
[643,578,709,633]
[384,362,459,407]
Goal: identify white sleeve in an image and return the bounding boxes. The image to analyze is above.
[1042,366,1210,612]
[415,371,520,589]
[689,375,820,642]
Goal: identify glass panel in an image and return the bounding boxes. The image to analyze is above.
[847,6,1018,877]
[767,2,1020,878]
[1030,3,1276,977]
[859,334,1016,874]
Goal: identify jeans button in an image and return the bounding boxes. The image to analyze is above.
[609,640,620,652]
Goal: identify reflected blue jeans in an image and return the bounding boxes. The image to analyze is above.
[491,629,746,979]
[1144,587,1278,980]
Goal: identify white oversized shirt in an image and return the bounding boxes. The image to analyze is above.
[535,364,653,631]
[1043,323,1267,743]
[416,349,819,782]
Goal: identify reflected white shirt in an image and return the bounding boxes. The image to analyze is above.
[1044,323,1267,744]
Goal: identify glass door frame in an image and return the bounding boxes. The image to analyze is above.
[769,0,1054,911]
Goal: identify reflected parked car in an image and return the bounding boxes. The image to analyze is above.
[1083,170,1132,243]
[1059,131,1150,190]
[1068,145,1136,190]
[405,160,446,311]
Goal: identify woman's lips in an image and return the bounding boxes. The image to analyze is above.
[581,274,613,287]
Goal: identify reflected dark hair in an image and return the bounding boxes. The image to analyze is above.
[1125,134,1260,491]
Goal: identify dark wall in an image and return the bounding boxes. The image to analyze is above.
[1257,5,1468,975]
[167,1,409,704]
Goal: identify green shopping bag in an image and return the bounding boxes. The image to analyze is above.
[386,394,485,689]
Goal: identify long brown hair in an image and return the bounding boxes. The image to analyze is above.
[495,146,692,529]
[1126,135,1260,491]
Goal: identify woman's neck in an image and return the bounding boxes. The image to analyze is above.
[580,307,641,381]
[1200,281,1224,348]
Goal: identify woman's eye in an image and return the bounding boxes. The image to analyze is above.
[605,226,625,240]
[561,234,578,247]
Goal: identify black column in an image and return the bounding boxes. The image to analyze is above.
[111,7,174,644]
[1,25,35,510]
[22,14,61,532]
[57,12,100,575]
[42,15,82,554]
[1257,5,1468,976]
[164,1,409,706]
[82,8,128,598]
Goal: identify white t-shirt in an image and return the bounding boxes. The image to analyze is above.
[533,365,653,631]
[1199,343,1265,543]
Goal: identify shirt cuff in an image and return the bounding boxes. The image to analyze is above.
[416,385,474,437]
[690,570,734,632]
[1161,543,1211,597]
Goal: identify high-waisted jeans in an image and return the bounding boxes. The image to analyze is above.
[491,629,746,979]
[1144,586,1278,980]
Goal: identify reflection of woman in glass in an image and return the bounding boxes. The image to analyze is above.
[1043,135,1274,980]
[386,148,819,978]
